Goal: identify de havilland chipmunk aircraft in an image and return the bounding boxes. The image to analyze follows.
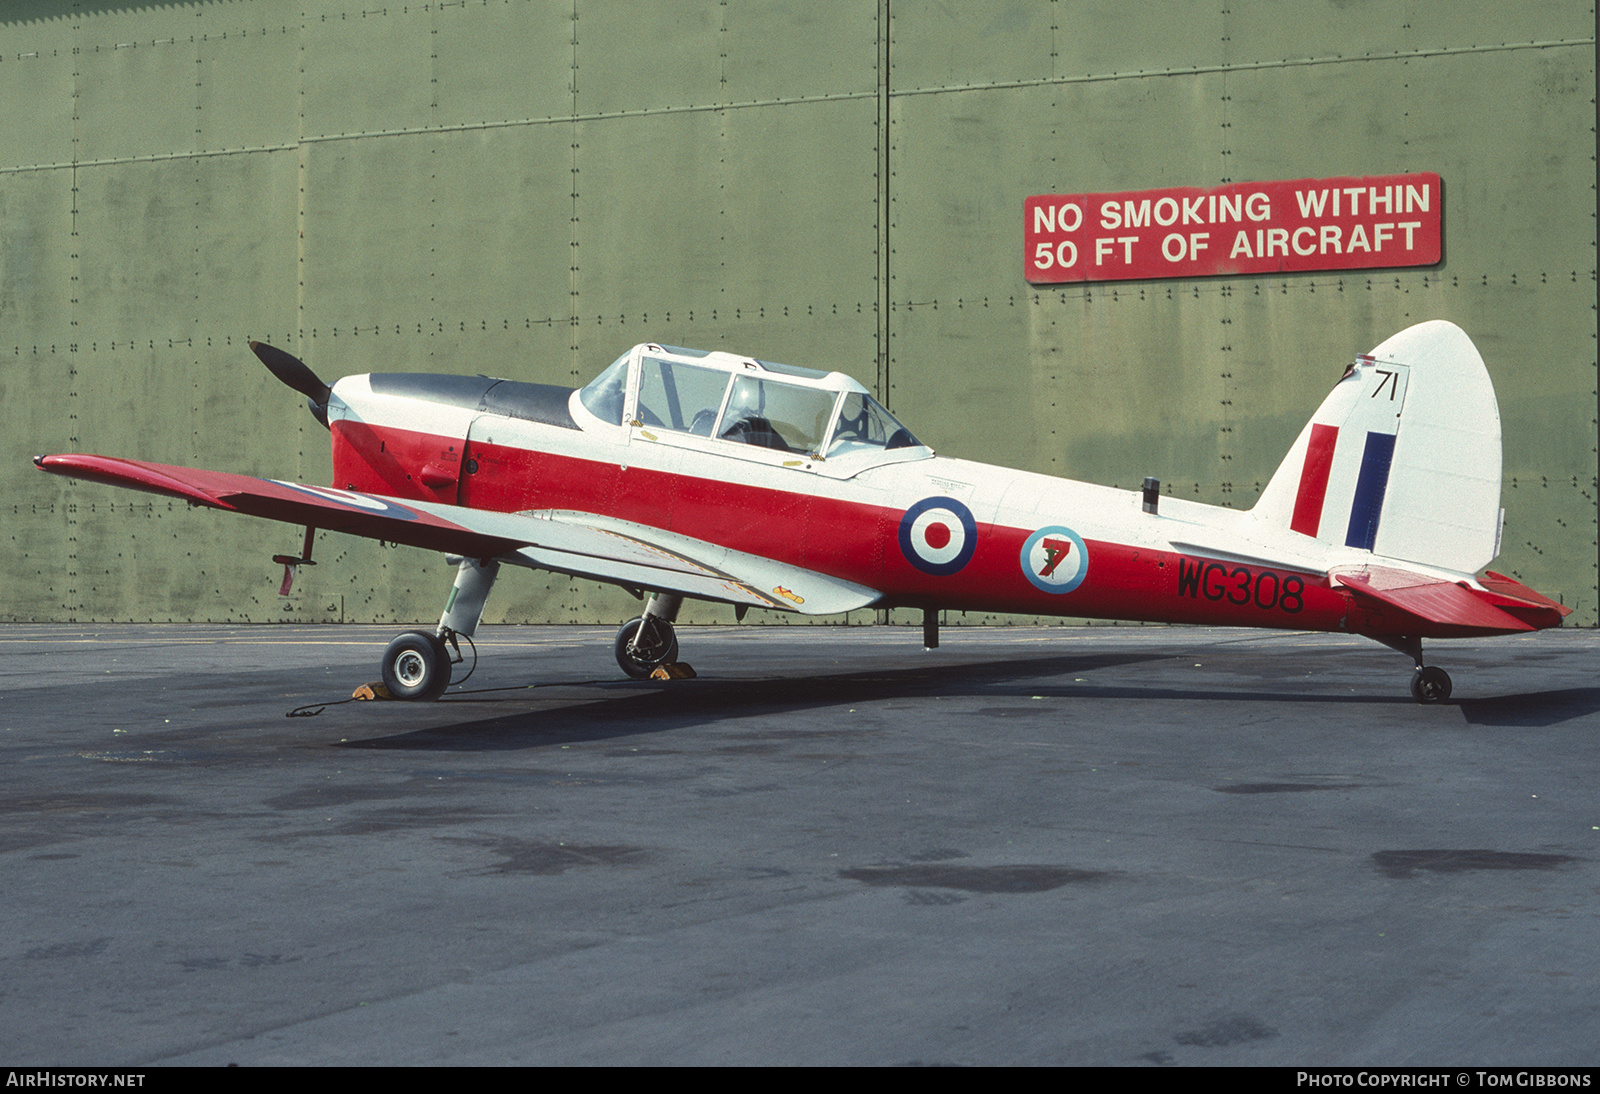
[35,320,1568,703]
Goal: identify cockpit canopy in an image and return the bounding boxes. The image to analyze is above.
[578,344,923,462]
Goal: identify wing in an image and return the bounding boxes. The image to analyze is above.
[36,454,881,615]
[37,454,526,556]
[490,509,881,615]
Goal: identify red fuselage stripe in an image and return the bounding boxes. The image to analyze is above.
[333,419,1364,628]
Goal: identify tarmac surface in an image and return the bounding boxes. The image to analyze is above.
[1,622,1596,1066]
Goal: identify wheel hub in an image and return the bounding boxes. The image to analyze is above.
[395,650,427,687]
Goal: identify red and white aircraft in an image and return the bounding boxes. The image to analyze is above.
[36,320,1568,703]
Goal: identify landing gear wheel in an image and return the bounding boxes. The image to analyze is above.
[614,616,679,679]
[381,631,452,701]
[1410,665,1452,704]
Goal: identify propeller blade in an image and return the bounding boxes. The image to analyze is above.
[251,341,331,404]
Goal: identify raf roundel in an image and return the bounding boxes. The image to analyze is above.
[270,481,421,521]
[898,496,978,576]
[1021,525,1089,594]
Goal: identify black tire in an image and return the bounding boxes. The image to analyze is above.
[381,631,452,701]
[1410,665,1452,704]
[614,616,679,679]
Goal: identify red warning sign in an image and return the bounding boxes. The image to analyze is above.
[1024,173,1441,284]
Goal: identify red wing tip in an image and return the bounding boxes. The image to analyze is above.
[37,453,94,469]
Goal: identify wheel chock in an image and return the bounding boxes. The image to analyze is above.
[650,662,696,680]
[352,682,394,701]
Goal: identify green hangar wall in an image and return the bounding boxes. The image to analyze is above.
[3,1,1595,626]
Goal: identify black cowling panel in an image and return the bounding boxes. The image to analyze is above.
[368,374,579,429]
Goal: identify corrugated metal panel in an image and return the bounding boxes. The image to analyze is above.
[1,1,1592,626]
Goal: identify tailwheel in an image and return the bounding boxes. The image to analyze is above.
[381,630,453,701]
[1410,665,1452,705]
[614,616,679,679]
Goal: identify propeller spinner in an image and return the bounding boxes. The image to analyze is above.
[252,340,332,427]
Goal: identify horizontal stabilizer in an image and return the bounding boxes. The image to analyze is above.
[1334,567,1535,635]
[1474,570,1572,628]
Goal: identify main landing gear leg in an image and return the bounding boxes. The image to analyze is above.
[380,556,500,701]
[616,592,681,678]
[923,607,940,650]
[1378,635,1453,704]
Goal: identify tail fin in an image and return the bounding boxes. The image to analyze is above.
[1251,321,1502,575]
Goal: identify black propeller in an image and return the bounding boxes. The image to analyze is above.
[252,340,332,427]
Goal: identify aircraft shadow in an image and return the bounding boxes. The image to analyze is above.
[1454,687,1600,727]
[337,650,1158,751]
[332,647,1477,753]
